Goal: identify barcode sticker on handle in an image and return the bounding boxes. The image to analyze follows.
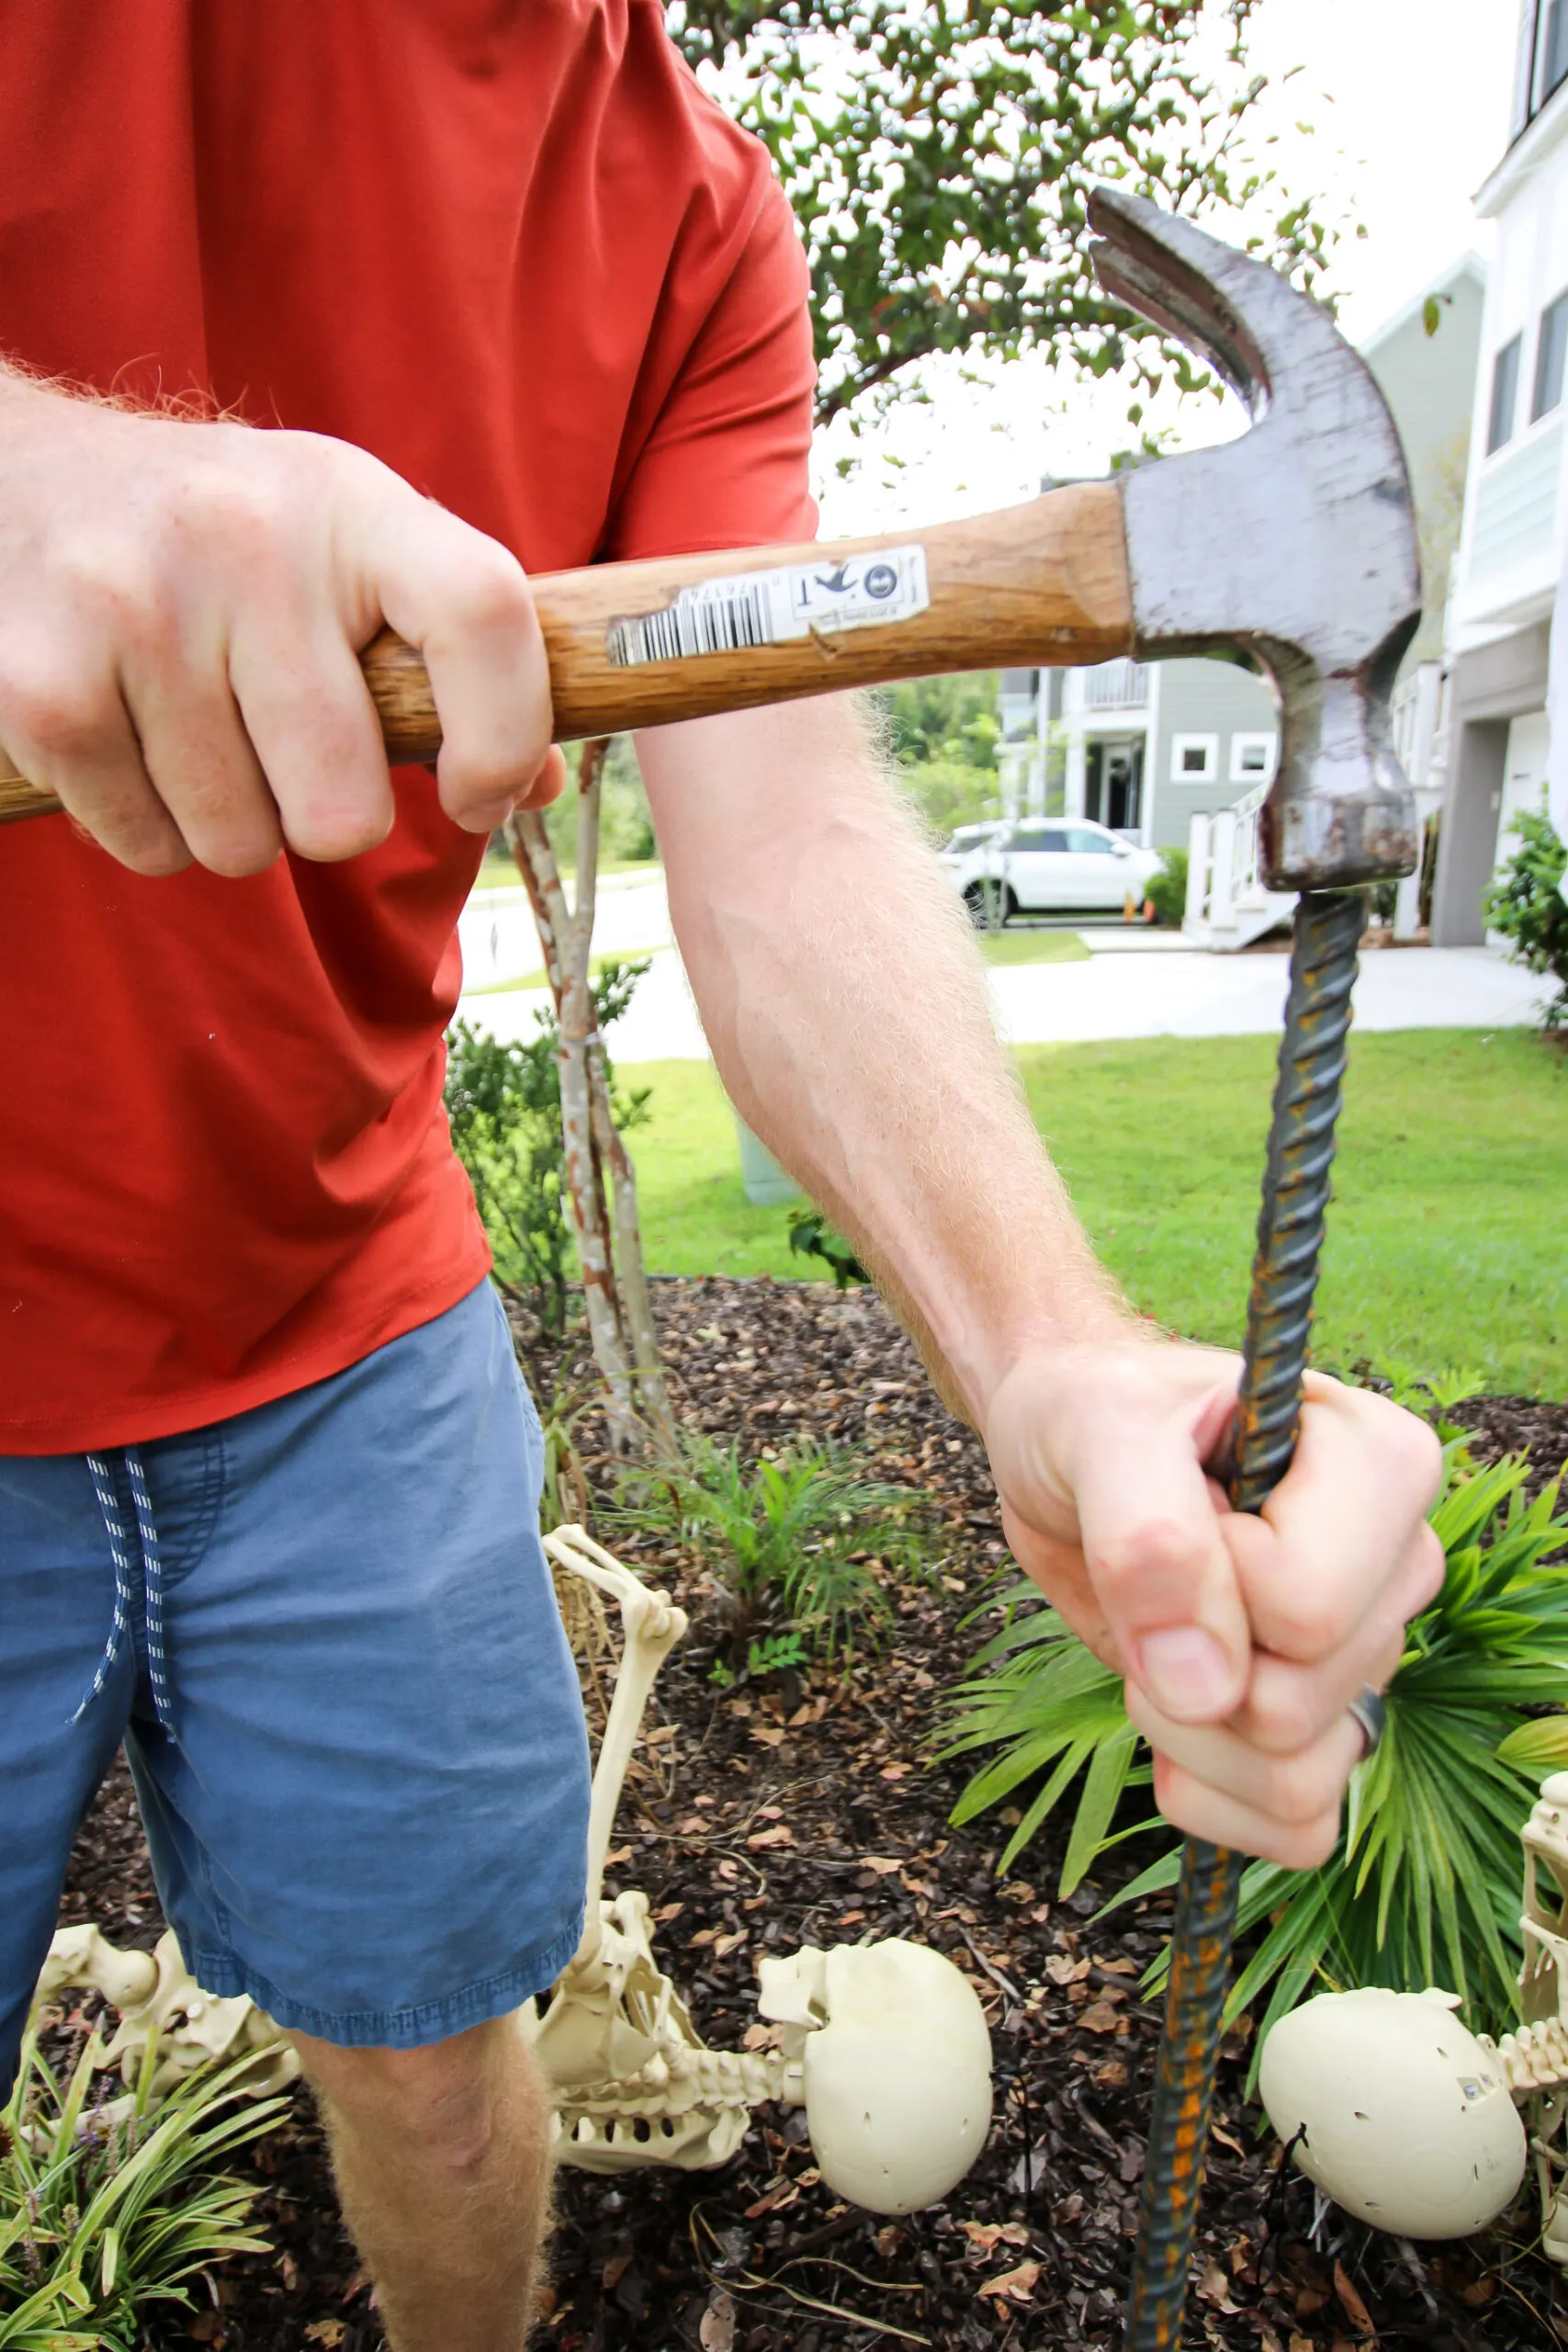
[606,546,929,667]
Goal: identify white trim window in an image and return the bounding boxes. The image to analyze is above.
[1230,731,1279,785]
[1170,732,1218,784]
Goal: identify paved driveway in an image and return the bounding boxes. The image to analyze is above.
[457,940,1547,1061]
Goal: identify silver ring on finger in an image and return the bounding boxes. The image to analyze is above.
[1348,1687,1386,1756]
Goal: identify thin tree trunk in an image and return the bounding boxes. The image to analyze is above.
[508,750,637,1450]
[586,1035,675,1450]
[505,743,671,1452]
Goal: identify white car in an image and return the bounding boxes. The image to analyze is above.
[939,819,1163,920]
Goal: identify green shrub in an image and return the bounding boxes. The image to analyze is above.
[894,755,1005,842]
[1483,801,1568,1029]
[445,959,649,1336]
[880,673,1000,772]
[0,2027,285,2348]
[939,1442,1568,2064]
[1144,847,1189,929]
[786,1208,870,1291]
[609,1432,926,1666]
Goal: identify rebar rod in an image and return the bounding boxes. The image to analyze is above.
[1125,888,1368,2351]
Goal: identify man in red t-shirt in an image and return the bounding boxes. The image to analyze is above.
[0,7,1442,2346]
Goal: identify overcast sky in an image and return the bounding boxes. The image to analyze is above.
[814,0,1518,534]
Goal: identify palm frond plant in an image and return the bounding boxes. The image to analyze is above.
[608,1430,928,1669]
[0,2011,285,2349]
[940,1447,1568,2075]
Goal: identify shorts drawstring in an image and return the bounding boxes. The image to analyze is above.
[74,1448,175,1734]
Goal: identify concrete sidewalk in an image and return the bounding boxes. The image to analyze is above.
[457,941,1546,1062]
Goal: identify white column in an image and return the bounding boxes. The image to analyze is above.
[1209,807,1239,941]
[1065,735,1087,820]
[1184,813,1212,934]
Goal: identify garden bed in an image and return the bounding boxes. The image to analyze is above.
[57,1277,1568,2350]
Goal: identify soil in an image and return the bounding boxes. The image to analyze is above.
[47,1277,1568,2352]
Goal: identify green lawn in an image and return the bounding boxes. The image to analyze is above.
[465,924,1087,994]
[976,928,1092,966]
[466,945,669,997]
[620,1030,1567,1398]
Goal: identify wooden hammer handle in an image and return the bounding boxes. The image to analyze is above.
[0,483,1131,825]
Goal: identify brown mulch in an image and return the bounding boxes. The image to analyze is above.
[49,1276,1568,2352]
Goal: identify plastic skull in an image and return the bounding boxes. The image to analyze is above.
[758,1939,992,2215]
[1259,1987,1527,2239]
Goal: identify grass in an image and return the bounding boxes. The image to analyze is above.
[618,1030,1568,1397]
[475,849,660,890]
[466,946,670,997]
[976,928,1093,966]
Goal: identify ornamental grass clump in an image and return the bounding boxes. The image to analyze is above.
[940,1437,1568,2069]
[0,2017,285,2349]
[610,1430,927,1669]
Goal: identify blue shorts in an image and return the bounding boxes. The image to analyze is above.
[0,1280,590,2091]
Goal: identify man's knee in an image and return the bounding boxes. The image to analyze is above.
[292,2017,547,2174]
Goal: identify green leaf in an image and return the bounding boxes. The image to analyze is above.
[1497,1714,1568,1770]
[939,1447,1568,2044]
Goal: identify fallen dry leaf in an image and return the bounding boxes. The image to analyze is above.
[700,2288,737,2351]
[711,1928,747,1958]
[960,2221,1031,2252]
[750,1727,785,1748]
[654,1900,684,1924]
[1077,1998,1125,2034]
[862,1856,903,1875]
[1045,1952,1091,1985]
[1197,2261,1240,2314]
[1333,2261,1377,2340]
[743,2179,800,2219]
[978,2259,1042,2305]
[746,1824,793,1849]
[303,2329,345,2350]
[603,2250,633,2291]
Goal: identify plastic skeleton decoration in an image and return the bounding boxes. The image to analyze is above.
[1260,1771,1568,2258]
[29,1527,993,2219]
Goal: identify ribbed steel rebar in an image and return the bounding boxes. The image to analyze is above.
[1125,888,1367,2352]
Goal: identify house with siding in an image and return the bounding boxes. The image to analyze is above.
[1427,0,1568,942]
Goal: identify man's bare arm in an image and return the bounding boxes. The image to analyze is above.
[637,695,1444,1868]
[640,692,1125,1419]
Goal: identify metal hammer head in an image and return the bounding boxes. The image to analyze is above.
[1087,187,1422,890]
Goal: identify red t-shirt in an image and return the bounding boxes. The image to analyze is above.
[0,1,817,1453]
